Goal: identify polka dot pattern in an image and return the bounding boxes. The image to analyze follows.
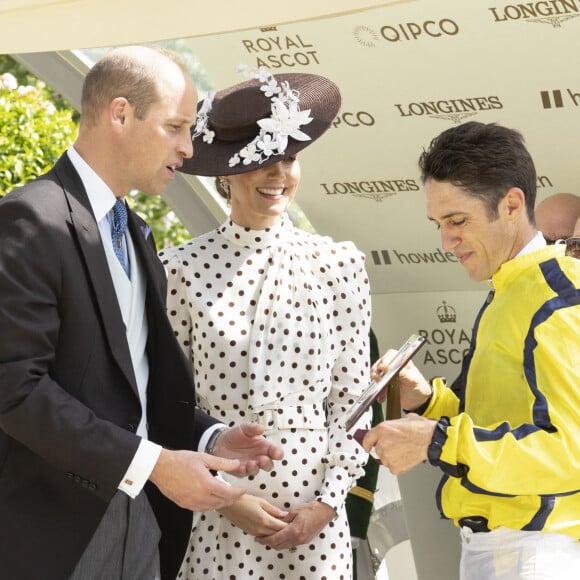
[160,215,372,579]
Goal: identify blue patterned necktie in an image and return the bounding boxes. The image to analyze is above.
[111,199,129,276]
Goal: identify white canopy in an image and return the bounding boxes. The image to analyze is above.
[0,0,403,53]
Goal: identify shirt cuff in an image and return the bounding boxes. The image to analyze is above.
[198,424,228,454]
[118,439,162,498]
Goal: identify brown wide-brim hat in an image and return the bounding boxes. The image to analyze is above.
[179,72,341,177]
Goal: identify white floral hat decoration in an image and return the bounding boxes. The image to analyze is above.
[180,65,342,177]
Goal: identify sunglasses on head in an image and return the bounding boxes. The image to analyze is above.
[564,237,580,259]
[550,236,580,258]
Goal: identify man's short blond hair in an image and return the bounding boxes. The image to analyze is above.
[80,45,187,127]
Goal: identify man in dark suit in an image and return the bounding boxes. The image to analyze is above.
[0,45,282,580]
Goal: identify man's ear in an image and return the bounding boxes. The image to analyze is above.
[502,187,526,220]
[110,97,130,131]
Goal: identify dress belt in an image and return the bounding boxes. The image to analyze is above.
[196,397,328,430]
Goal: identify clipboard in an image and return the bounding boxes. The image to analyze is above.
[343,334,426,432]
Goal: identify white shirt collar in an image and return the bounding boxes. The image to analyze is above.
[487,231,546,288]
[66,146,118,222]
[516,231,546,258]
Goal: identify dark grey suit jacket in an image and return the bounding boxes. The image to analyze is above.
[0,153,217,579]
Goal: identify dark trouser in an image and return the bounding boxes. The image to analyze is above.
[69,491,161,580]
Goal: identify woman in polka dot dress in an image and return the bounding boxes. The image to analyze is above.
[160,68,372,580]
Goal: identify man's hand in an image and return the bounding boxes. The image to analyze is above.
[211,423,284,477]
[149,449,246,511]
[361,413,437,475]
[371,349,432,411]
[218,493,288,537]
[255,501,336,550]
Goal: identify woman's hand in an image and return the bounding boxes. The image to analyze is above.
[218,493,289,537]
[255,501,337,550]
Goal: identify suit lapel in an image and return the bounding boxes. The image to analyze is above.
[53,155,139,395]
[126,211,167,319]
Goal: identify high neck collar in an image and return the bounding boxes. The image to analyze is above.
[219,214,293,249]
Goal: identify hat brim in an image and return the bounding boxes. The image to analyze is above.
[179,73,341,177]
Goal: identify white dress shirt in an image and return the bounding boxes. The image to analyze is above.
[67,146,160,498]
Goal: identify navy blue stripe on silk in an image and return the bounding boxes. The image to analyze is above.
[434,474,450,519]
[460,476,516,498]
[461,475,580,499]
[473,259,579,443]
[456,290,495,413]
[474,421,540,442]
[522,495,555,531]
[524,259,580,429]
[540,258,580,299]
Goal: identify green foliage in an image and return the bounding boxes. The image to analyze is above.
[0,55,79,119]
[0,68,78,196]
[0,55,191,248]
[128,191,191,248]
[0,55,38,88]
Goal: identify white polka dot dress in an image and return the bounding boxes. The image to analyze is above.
[160,214,372,580]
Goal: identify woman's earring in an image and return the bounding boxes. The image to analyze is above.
[219,179,230,196]
[219,179,231,205]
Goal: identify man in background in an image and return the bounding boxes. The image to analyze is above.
[535,192,580,243]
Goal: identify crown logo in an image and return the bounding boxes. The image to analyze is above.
[260,26,278,32]
[437,301,456,323]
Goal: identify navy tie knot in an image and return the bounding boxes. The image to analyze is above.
[111,199,129,274]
